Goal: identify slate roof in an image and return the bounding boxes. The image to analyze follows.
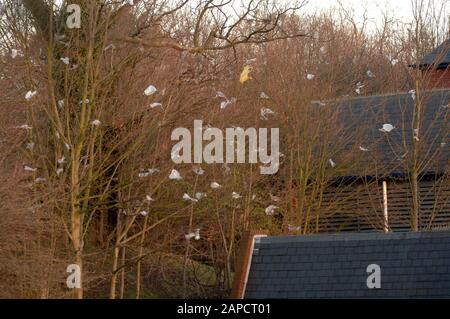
[244,231,450,299]
[419,40,450,69]
[327,89,449,176]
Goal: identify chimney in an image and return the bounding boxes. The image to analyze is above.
[414,40,450,90]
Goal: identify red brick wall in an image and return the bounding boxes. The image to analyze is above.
[423,68,450,90]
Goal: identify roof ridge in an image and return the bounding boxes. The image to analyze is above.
[259,230,450,243]
[326,88,450,104]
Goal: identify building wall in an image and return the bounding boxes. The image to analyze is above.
[296,179,450,233]
[424,68,450,90]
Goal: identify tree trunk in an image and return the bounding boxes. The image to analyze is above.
[411,69,422,231]
[120,246,126,299]
[71,208,83,298]
[71,156,83,299]
[110,245,120,299]
[135,214,149,299]
[411,170,420,231]
[110,211,122,299]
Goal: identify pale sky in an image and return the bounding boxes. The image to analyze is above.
[307,0,413,18]
[52,0,449,31]
[304,0,449,28]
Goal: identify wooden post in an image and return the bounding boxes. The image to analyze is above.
[382,181,389,232]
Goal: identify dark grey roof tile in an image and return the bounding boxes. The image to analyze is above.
[419,40,450,68]
[245,231,450,299]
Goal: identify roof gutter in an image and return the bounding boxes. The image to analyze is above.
[409,62,450,70]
